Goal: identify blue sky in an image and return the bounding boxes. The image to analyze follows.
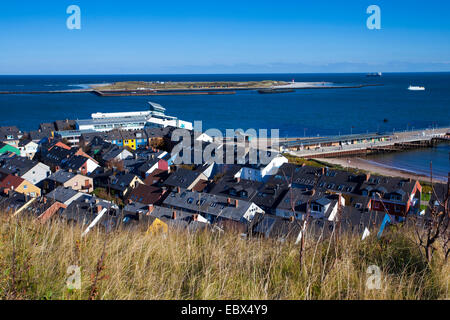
[1,0,450,74]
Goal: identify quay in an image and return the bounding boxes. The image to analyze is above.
[0,89,94,95]
[278,128,450,158]
[93,90,237,97]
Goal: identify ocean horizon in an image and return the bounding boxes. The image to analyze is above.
[0,72,448,180]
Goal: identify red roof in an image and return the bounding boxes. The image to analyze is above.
[128,184,164,205]
[49,141,71,151]
[0,174,24,189]
[143,169,169,186]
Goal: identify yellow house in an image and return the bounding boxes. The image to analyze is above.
[123,139,136,150]
[0,174,41,197]
[16,180,41,197]
[146,217,168,235]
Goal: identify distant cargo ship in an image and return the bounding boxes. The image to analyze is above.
[408,86,425,91]
[366,72,382,77]
[258,88,295,94]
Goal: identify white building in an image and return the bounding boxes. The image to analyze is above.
[21,162,52,185]
[76,102,193,132]
[236,151,288,182]
[18,140,39,159]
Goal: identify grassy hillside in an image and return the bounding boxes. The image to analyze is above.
[0,215,448,300]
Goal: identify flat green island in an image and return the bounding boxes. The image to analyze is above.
[91,80,289,91]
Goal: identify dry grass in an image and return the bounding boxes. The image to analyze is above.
[0,214,448,300]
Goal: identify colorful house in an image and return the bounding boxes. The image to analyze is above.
[0,174,41,197]
[0,142,20,155]
[145,216,169,235]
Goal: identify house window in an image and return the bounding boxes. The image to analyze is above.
[311,204,321,212]
[395,205,401,213]
[196,199,205,206]
[373,202,380,210]
[187,198,194,204]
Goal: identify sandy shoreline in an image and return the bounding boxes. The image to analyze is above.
[317,157,447,184]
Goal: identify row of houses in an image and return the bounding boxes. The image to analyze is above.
[0,121,438,242]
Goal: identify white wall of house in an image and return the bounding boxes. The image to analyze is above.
[328,197,345,221]
[144,162,159,176]
[22,162,51,185]
[261,154,289,177]
[86,159,100,174]
[20,141,39,159]
[238,154,288,182]
[199,163,214,179]
[243,203,264,222]
[118,149,133,160]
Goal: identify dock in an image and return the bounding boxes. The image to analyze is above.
[92,90,236,97]
[279,128,450,159]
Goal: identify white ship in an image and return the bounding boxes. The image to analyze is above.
[408,85,425,91]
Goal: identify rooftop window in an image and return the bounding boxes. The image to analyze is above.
[196,199,205,206]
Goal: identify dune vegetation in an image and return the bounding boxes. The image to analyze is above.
[0,214,448,300]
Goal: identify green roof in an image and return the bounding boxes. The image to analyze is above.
[0,142,20,155]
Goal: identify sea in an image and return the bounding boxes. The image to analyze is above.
[0,73,449,180]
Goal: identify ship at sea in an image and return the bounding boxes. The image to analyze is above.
[258,88,295,94]
[366,72,382,77]
[408,85,425,91]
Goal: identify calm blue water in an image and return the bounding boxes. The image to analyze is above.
[367,143,449,182]
[0,73,449,179]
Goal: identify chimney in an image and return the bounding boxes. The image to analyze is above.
[192,214,198,221]
[172,210,177,220]
[235,199,239,208]
[311,189,316,196]
[97,204,102,213]
[321,167,325,175]
[177,186,181,193]
[227,197,231,205]
[365,173,371,182]
[43,197,47,204]
[289,216,295,222]
[148,204,154,214]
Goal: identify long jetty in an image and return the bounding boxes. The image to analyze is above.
[281,128,450,159]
